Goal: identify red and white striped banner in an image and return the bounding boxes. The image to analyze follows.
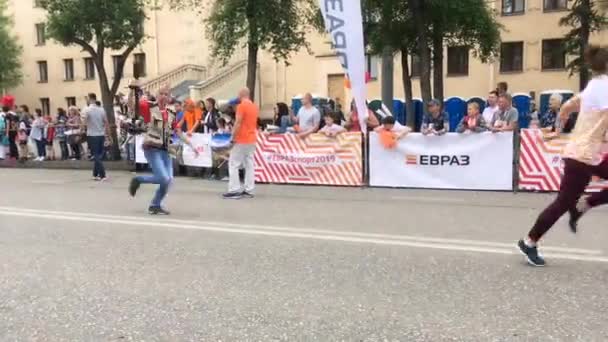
[519,129,608,192]
[255,133,363,186]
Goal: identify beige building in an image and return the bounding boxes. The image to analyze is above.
[6,0,608,118]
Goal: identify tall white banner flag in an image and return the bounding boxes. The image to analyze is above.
[319,0,368,133]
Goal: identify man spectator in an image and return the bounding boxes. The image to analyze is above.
[84,93,110,181]
[421,99,449,135]
[482,90,499,124]
[491,93,519,132]
[223,88,258,200]
[290,93,320,139]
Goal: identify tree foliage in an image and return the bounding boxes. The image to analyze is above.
[169,0,321,100]
[0,0,22,90]
[43,0,148,157]
[560,0,608,90]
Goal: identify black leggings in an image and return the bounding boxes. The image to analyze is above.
[8,131,17,158]
[528,158,608,241]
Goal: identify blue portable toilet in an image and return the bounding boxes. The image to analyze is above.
[467,96,487,114]
[407,98,425,131]
[393,99,405,125]
[444,97,467,132]
[512,93,532,129]
[539,89,574,115]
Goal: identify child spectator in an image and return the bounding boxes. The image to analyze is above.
[374,116,411,149]
[319,112,346,137]
[421,99,449,135]
[457,103,488,133]
[44,112,56,160]
[17,122,29,162]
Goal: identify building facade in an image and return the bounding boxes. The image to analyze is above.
[6,0,608,117]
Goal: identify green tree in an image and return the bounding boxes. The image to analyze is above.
[428,0,502,103]
[560,0,607,90]
[43,0,147,157]
[0,0,22,91]
[169,0,321,101]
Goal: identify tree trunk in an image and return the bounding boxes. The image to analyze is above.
[410,0,432,105]
[95,58,121,160]
[401,50,415,129]
[432,33,444,105]
[246,43,258,102]
[579,0,591,90]
[381,47,394,112]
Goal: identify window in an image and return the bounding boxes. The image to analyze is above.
[544,0,567,11]
[34,0,45,8]
[502,0,525,15]
[37,61,48,83]
[35,23,45,46]
[500,42,524,73]
[365,55,379,80]
[66,97,76,107]
[84,57,95,80]
[411,55,421,77]
[133,53,147,78]
[63,59,74,81]
[112,55,121,78]
[40,98,50,116]
[542,39,566,70]
[447,46,469,76]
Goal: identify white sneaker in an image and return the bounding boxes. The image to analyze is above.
[34,157,41,162]
[40,157,45,161]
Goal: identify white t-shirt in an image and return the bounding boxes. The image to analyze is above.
[581,75,608,112]
[320,123,346,135]
[297,106,321,132]
[482,105,498,124]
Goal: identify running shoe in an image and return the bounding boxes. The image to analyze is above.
[222,192,243,200]
[241,191,255,199]
[148,206,170,215]
[129,178,141,197]
[517,239,546,267]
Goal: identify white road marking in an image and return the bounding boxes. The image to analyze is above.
[0,206,602,256]
[1,207,607,263]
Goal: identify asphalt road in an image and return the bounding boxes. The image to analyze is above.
[1,169,607,342]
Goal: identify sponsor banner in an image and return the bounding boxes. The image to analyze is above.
[519,129,608,192]
[318,0,367,132]
[370,132,514,190]
[255,132,363,186]
[182,133,212,168]
[135,133,212,167]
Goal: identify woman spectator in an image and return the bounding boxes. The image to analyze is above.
[193,100,207,133]
[66,106,83,160]
[200,97,220,134]
[128,100,198,215]
[345,100,379,132]
[3,106,18,159]
[274,102,292,133]
[55,108,69,160]
[30,109,47,161]
[44,112,56,160]
[456,103,488,133]
[179,99,202,135]
[539,93,563,132]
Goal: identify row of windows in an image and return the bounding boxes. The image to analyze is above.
[503,0,567,15]
[36,54,147,83]
[406,39,566,78]
[35,97,77,116]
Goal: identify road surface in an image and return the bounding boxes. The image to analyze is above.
[1,169,607,341]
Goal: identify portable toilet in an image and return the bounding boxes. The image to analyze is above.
[393,99,405,125]
[444,97,467,132]
[512,93,531,129]
[467,96,487,113]
[539,90,574,115]
[405,98,425,131]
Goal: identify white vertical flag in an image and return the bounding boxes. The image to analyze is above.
[319,0,368,133]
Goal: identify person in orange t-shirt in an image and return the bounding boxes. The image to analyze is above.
[223,87,259,199]
[179,99,203,135]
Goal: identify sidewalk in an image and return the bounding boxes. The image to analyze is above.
[0,158,133,171]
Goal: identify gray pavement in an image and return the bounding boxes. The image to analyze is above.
[0,169,607,341]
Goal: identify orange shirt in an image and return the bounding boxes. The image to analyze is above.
[183,108,202,132]
[235,99,259,144]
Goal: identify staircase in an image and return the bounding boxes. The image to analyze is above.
[188,60,256,103]
[140,64,208,97]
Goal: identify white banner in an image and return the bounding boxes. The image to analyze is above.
[135,133,212,167]
[319,0,367,132]
[183,133,212,168]
[370,132,514,190]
